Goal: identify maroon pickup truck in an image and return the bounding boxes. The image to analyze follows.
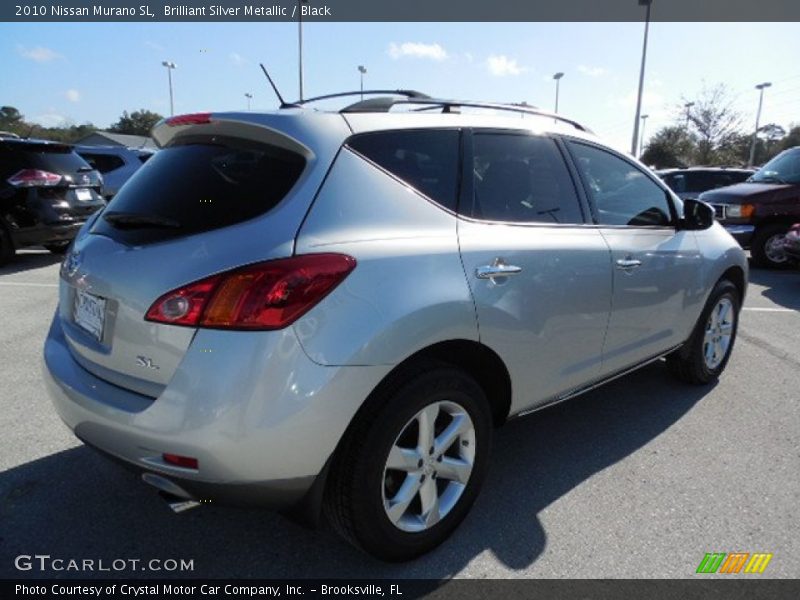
[700,146,800,268]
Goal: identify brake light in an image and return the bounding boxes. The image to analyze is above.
[145,254,356,330]
[165,112,212,127]
[7,169,63,187]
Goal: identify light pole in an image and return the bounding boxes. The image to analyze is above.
[244,92,253,111]
[297,0,309,100]
[684,101,695,129]
[748,82,772,167]
[553,72,564,114]
[631,0,653,156]
[161,60,176,116]
[358,65,367,100]
[639,114,649,157]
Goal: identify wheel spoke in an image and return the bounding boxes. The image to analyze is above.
[434,413,468,456]
[437,456,472,484]
[704,341,715,365]
[718,301,731,323]
[719,322,734,335]
[386,473,422,524]
[419,477,440,527]
[386,445,421,472]
[417,403,439,452]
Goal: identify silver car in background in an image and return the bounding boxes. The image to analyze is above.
[75,144,154,200]
[43,92,747,561]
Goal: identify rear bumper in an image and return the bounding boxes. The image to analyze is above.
[43,313,392,509]
[722,224,755,248]
[12,222,85,248]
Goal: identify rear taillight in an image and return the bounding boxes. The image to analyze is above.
[7,169,63,187]
[145,254,356,330]
[165,112,212,127]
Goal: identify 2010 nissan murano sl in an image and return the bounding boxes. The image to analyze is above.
[44,92,747,561]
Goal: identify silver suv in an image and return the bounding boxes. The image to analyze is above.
[43,92,747,561]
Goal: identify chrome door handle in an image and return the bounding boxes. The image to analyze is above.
[615,258,642,269]
[475,262,523,279]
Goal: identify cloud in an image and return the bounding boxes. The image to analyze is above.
[486,55,526,77]
[17,45,62,62]
[144,40,164,51]
[229,52,246,66]
[65,89,80,103]
[388,42,448,61]
[578,65,606,77]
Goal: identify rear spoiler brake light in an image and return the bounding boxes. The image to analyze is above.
[165,113,212,127]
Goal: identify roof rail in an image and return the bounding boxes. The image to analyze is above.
[340,96,591,133]
[293,90,431,106]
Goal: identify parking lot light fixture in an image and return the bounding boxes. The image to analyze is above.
[631,0,653,156]
[684,101,695,128]
[298,0,309,100]
[748,82,772,167]
[245,92,253,111]
[358,65,367,101]
[161,60,177,116]
[553,72,564,114]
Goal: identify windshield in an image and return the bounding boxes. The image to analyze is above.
[750,148,800,184]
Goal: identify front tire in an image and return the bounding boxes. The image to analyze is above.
[751,224,790,269]
[667,280,740,384]
[325,364,492,561]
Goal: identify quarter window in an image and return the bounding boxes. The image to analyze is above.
[568,142,673,226]
[347,130,460,211]
[470,133,584,224]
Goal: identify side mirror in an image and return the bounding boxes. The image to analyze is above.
[680,198,715,231]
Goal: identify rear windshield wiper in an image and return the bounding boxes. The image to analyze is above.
[77,166,94,173]
[103,211,181,229]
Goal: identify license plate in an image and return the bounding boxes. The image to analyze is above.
[75,188,92,202]
[74,289,106,341]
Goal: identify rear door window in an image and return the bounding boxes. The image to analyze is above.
[90,137,305,246]
[80,153,126,173]
[347,130,460,211]
[470,132,584,224]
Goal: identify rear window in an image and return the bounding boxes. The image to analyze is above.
[347,130,460,211]
[91,137,305,245]
[1,142,92,176]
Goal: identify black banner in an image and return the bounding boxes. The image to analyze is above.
[4,580,800,600]
[3,0,800,23]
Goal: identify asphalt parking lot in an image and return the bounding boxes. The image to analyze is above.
[0,249,798,579]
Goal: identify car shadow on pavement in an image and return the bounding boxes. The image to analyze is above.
[0,362,711,580]
[0,249,62,276]
[747,267,800,311]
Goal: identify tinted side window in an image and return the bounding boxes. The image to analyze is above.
[80,153,125,173]
[568,142,672,227]
[347,130,459,211]
[471,133,583,224]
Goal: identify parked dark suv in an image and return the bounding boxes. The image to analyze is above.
[657,167,754,201]
[700,147,800,268]
[0,139,104,265]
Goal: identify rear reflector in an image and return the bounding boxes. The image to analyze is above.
[165,112,212,127]
[162,454,199,469]
[145,254,356,330]
[7,169,63,187]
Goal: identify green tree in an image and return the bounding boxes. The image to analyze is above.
[779,125,800,151]
[0,106,25,134]
[641,126,696,168]
[109,109,163,136]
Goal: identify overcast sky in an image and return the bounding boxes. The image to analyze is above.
[1,21,798,152]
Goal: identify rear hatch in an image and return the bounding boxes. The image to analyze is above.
[58,112,349,396]
[4,141,104,220]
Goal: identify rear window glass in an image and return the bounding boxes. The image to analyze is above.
[91,138,305,245]
[347,130,460,211]
[1,144,92,175]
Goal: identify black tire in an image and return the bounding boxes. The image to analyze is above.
[0,221,15,267]
[751,223,790,269]
[324,363,493,562]
[667,280,740,384]
[43,241,70,254]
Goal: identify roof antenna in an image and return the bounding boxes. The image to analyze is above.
[260,63,293,109]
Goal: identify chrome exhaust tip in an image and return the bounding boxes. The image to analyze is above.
[141,472,201,513]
